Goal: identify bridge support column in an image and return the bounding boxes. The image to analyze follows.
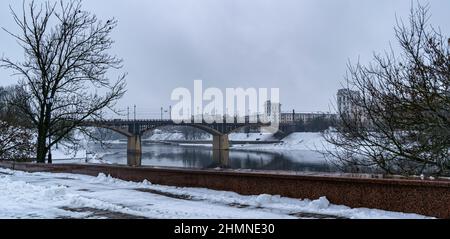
[127,135,142,167]
[212,134,230,168]
[212,134,229,150]
[213,150,230,168]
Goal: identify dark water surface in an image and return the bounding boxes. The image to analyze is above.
[91,142,337,173]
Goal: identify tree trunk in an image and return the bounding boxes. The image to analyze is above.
[36,125,47,163]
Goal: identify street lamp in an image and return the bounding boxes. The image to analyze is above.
[169,105,172,121]
[46,96,54,164]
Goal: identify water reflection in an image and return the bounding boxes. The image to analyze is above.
[95,142,335,173]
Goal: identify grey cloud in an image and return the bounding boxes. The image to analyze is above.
[1,0,449,116]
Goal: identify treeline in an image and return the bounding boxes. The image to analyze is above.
[291,117,336,133]
[0,85,35,161]
[0,85,32,127]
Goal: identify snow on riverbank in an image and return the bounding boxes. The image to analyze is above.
[146,131,276,142]
[146,131,187,141]
[0,168,430,219]
[52,147,87,160]
[232,133,332,152]
[52,147,113,164]
[174,132,331,153]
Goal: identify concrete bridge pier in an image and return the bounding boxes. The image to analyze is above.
[213,150,230,168]
[212,134,230,168]
[127,135,142,167]
[212,134,229,150]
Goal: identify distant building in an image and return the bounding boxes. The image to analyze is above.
[263,100,336,125]
[337,88,360,117]
[280,111,336,124]
[263,100,281,122]
[264,99,337,124]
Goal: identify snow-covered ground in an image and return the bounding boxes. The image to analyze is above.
[0,168,430,219]
[52,147,87,160]
[228,132,276,141]
[146,131,187,141]
[232,133,333,152]
[173,133,331,152]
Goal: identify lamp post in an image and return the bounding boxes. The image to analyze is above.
[164,108,168,120]
[46,96,54,164]
[169,105,172,121]
[133,105,137,134]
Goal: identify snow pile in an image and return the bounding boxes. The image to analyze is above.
[93,173,126,184]
[0,168,432,219]
[309,197,330,209]
[254,194,282,206]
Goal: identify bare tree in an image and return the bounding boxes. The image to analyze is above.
[324,3,450,176]
[0,0,126,163]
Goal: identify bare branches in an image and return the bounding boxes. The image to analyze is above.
[0,0,127,163]
[324,3,450,176]
[0,121,35,162]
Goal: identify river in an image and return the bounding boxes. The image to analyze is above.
[87,141,337,173]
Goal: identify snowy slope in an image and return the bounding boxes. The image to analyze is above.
[0,168,431,219]
[232,133,334,152]
[229,133,275,141]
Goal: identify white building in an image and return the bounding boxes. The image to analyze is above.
[337,88,360,117]
[280,111,336,124]
[263,100,337,125]
[263,100,281,123]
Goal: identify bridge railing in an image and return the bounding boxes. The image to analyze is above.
[88,115,270,125]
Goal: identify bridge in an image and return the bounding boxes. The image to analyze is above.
[82,117,288,167]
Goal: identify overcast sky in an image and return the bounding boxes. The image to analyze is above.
[1,0,449,117]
